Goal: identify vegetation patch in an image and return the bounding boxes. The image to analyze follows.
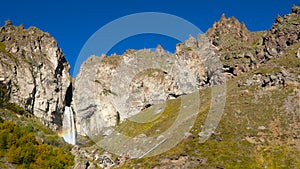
[101,55,121,67]
[116,56,300,168]
[0,84,74,169]
[0,120,74,169]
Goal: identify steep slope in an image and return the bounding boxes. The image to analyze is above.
[73,35,225,136]
[0,21,71,130]
[72,42,300,168]
[69,6,300,168]
[71,5,300,169]
[263,5,300,59]
[0,81,75,168]
[206,5,300,78]
[116,5,300,169]
[0,5,299,169]
[118,43,300,168]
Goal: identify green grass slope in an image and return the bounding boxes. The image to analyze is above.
[0,84,74,169]
[114,43,300,168]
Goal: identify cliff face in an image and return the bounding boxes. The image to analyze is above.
[0,21,71,130]
[73,35,224,136]
[74,6,300,137]
[0,5,299,169]
[263,5,300,59]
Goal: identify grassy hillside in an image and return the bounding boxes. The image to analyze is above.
[113,43,300,168]
[0,85,74,169]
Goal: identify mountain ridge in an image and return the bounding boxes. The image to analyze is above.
[0,5,299,168]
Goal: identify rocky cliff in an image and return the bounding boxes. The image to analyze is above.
[73,35,224,136]
[263,5,300,59]
[117,6,300,168]
[74,6,300,138]
[206,5,300,78]
[0,5,299,169]
[0,21,71,130]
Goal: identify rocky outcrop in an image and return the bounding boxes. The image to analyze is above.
[0,21,71,130]
[206,13,265,77]
[206,6,300,78]
[262,5,300,60]
[242,73,286,87]
[74,35,224,136]
[72,145,116,169]
[206,13,251,47]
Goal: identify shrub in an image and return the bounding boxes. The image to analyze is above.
[0,120,74,168]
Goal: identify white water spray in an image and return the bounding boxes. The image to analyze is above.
[62,106,76,145]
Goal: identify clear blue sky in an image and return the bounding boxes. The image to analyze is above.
[1,0,299,76]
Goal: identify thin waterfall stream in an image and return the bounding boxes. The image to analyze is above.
[62,106,76,145]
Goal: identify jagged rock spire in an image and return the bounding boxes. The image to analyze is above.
[206,13,251,48]
[4,19,13,27]
[156,44,164,55]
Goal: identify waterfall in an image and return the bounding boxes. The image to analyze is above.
[62,106,76,145]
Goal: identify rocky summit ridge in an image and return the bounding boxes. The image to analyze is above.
[73,34,224,136]
[206,5,300,77]
[73,5,300,138]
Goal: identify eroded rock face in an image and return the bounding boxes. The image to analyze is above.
[0,21,71,130]
[206,13,251,46]
[73,55,118,136]
[263,5,300,59]
[206,13,265,77]
[205,6,300,78]
[74,35,223,136]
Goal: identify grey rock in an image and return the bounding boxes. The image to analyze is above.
[74,35,223,136]
[183,132,193,140]
[236,110,242,115]
[292,5,300,14]
[215,136,222,142]
[0,22,71,130]
[263,9,300,59]
[258,126,266,130]
[242,72,289,87]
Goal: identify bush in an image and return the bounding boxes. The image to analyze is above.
[0,120,74,168]
[0,85,74,168]
[6,145,22,164]
[0,84,26,115]
[6,102,26,115]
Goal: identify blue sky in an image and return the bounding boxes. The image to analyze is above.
[1,0,299,76]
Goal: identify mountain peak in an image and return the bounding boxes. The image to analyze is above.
[220,13,226,20]
[206,13,250,42]
[4,19,13,27]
